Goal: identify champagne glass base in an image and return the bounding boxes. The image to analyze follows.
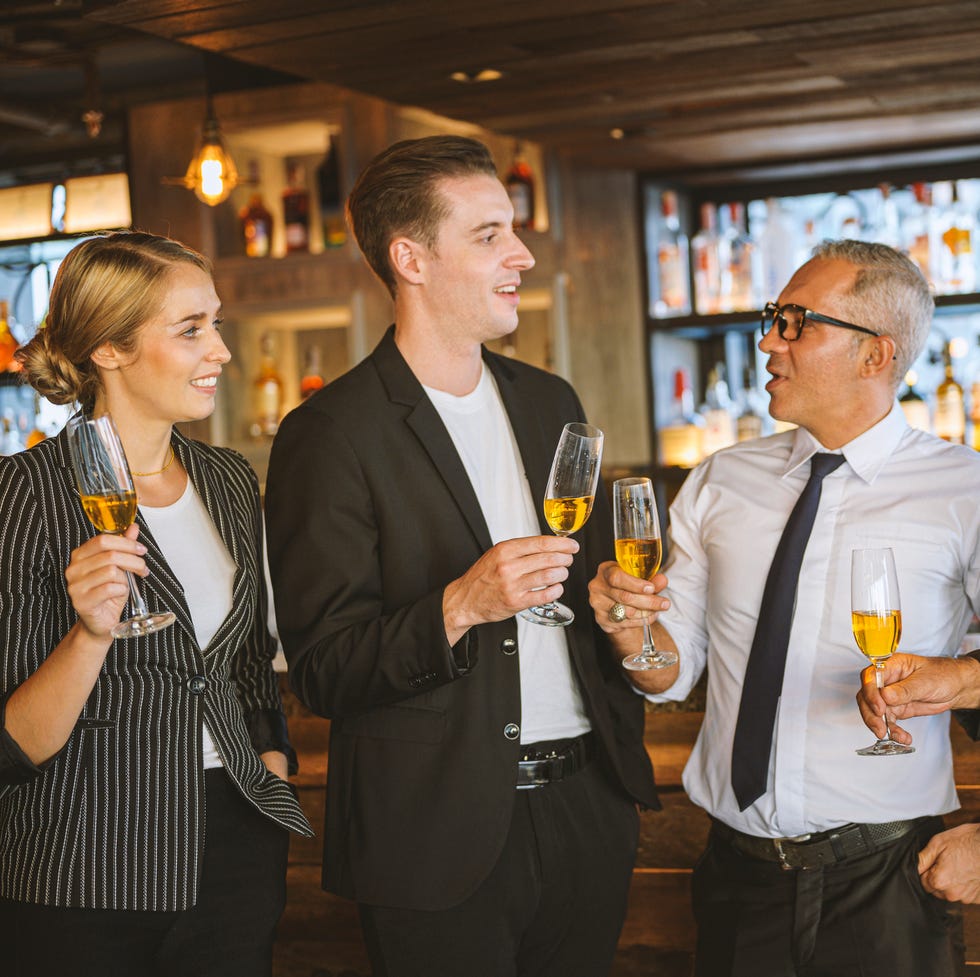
[855,739,915,757]
[622,649,678,671]
[519,601,574,627]
[112,611,177,639]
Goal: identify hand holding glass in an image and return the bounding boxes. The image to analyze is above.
[613,477,677,670]
[67,414,176,639]
[851,547,912,756]
[520,422,603,627]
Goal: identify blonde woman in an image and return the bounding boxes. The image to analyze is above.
[0,231,311,977]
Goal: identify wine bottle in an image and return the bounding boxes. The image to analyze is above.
[317,135,347,249]
[282,161,310,254]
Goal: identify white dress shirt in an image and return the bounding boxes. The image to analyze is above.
[650,403,980,838]
[423,365,591,744]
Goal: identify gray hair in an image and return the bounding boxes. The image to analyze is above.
[808,239,933,386]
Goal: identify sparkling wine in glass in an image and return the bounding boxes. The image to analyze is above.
[67,414,176,639]
[613,477,677,671]
[852,547,912,756]
[520,422,603,627]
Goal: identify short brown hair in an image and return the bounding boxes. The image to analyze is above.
[346,135,498,297]
[17,231,211,411]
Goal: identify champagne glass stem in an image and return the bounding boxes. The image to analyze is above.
[125,570,150,619]
[875,661,894,743]
[641,615,656,658]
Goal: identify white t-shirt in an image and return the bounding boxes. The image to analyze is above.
[140,479,237,769]
[424,365,591,744]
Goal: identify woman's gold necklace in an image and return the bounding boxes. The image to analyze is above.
[131,446,176,478]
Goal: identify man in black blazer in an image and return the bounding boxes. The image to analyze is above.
[265,135,658,977]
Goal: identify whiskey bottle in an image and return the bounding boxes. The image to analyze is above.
[239,162,273,258]
[659,368,704,468]
[282,162,311,254]
[300,344,325,400]
[899,370,931,433]
[736,366,765,442]
[0,301,21,373]
[934,343,965,444]
[505,143,535,230]
[252,332,283,438]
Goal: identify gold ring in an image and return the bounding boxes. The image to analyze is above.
[609,602,627,623]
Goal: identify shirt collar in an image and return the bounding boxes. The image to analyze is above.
[784,402,908,484]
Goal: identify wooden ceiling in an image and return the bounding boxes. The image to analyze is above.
[8,0,980,178]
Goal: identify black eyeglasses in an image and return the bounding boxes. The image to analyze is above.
[761,301,881,342]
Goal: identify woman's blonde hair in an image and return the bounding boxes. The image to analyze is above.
[17,231,212,411]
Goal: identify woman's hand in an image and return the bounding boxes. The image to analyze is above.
[260,750,289,780]
[64,524,148,639]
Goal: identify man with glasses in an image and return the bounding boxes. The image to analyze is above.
[591,239,980,976]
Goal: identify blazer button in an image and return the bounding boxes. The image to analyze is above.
[500,638,517,656]
[187,675,207,695]
[503,723,520,740]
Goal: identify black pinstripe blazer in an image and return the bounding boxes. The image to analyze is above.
[0,425,312,911]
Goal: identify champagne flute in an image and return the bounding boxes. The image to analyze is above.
[67,414,176,639]
[613,477,677,671]
[520,422,603,627]
[852,547,913,756]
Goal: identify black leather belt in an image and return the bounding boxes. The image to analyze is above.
[516,732,594,790]
[713,817,919,871]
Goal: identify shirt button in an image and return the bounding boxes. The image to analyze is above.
[187,675,207,695]
[500,638,517,655]
[503,723,520,740]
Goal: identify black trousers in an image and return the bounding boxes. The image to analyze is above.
[1,767,290,977]
[359,760,640,977]
[692,815,965,977]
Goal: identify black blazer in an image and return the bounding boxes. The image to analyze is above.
[266,328,657,910]
[0,427,311,911]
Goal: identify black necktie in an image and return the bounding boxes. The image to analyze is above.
[731,452,845,811]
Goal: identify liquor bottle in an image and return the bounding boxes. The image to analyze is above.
[282,161,311,254]
[239,161,273,258]
[300,344,325,400]
[899,370,931,433]
[691,203,721,315]
[25,393,47,448]
[316,135,347,248]
[252,332,283,437]
[699,364,736,457]
[934,342,965,444]
[0,301,20,373]
[736,365,765,442]
[653,190,691,317]
[659,368,704,468]
[719,202,758,313]
[505,143,535,230]
[874,183,902,249]
[904,183,937,289]
[758,197,799,302]
[935,181,975,294]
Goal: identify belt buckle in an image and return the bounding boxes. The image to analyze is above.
[773,833,811,871]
